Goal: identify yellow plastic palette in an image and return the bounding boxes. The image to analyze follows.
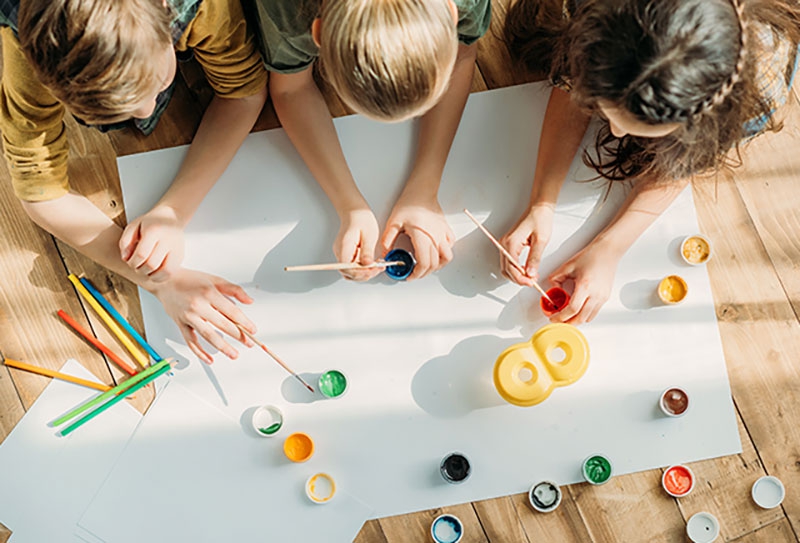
[493,323,590,407]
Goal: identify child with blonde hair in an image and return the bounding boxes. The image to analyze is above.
[1,0,268,363]
[500,0,800,324]
[249,0,490,280]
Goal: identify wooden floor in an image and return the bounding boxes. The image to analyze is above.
[2,1,800,541]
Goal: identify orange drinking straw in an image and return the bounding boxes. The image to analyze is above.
[57,310,137,376]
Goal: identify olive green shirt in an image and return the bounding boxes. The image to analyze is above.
[248,0,491,74]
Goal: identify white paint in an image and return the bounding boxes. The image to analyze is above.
[686,512,720,543]
[751,476,785,509]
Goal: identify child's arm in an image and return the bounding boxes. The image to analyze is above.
[22,194,257,364]
[119,88,267,282]
[549,176,690,324]
[270,68,381,281]
[379,43,477,280]
[500,88,591,286]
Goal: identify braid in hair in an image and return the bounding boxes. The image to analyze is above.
[692,0,748,117]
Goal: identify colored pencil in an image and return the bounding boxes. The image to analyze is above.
[52,358,170,427]
[78,277,163,363]
[67,274,149,369]
[284,260,403,272]
[462,209,553,302]
[237,326,314,393]
[57,310,137,376]
[3,358,112,393]
[59,363,171,436]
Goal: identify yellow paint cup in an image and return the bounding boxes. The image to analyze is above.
[658,275,688,304]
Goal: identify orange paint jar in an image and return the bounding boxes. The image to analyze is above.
[283,432,315,463]
[662,465,695,497]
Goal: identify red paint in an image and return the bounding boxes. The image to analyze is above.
[540,287,570,317]
[663,465,694,497]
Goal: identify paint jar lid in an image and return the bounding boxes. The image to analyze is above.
[251,405,284,437]
[283,432,315,463]
[430,514,463,543]
[681,235,712,266]
[686,512,720,543]
[661,465,695,498]
[582,454,613,485]
[528,480,562,513]
[318,369,348,399]
[751,476,785,509]
[659,387,690,417]
[305,472,336,504]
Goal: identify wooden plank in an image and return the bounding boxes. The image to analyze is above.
[732,518,797,543]
[379,503,488,543]
[473,495,530,542]
[511,489,593,542]
[354,519,389,543]
[0,522,10,543]
[692,169,800,538]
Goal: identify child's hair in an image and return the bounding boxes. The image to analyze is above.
[504,0,800,182]
[18,0,173,124]
[317,0,458,122]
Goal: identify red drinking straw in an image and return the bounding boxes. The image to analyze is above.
[57,310,137,376]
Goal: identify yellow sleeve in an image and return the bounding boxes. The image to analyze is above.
[0,27,70,201]
[176,0,268,99]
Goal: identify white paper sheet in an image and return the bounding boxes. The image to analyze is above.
[78,381,373,543]
[102,83,740,519]
[0,360,140,543]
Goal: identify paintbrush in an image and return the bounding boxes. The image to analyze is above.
[284,261,403,272]
[237,326,314,393]
[463,209,553,303]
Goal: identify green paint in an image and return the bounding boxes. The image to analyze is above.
[319,370,347,398]
[258,421,282,435]
[583,455,612,484]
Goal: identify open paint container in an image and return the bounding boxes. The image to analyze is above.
[681,235,712,265]
[662,465,695,498]
[751,476,785,509]
[439,452,471,484]
[540,287,570,317]
[660,387,690,417]
[686,512,720,543]
[305,472,336,504]
[528,481,562,513]
[658,275,688,304]
[318,369,348,399]
[430,514,463,543]
[251,405,284,437]
[283,432,314,463]
[384,248,416,280]
[582,454,613,485]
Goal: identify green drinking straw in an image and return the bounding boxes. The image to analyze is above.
[59,363,171,436]
[52,358,170,427]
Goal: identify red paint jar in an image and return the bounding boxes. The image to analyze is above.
[662,465,695,497]
[540,287,570,317]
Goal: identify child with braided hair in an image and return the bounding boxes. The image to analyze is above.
[499,0,800,324]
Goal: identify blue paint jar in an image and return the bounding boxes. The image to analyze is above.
[431,514,463,543]
[384,248,415,281]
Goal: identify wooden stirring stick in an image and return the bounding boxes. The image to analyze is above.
[463,209,553,303]
[284,261,403,272]
[237,326,315,393]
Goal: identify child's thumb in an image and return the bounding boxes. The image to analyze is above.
[380,224,401,255]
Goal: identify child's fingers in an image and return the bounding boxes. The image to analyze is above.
[147,253,178,283]
[140,244,169,276]
[212,286,256,335]
[215,280,254,306]
[526,237,547,278]
[380,223,402,255]
[127,234,158,269]
[119,222,141,261]
[550,287,587,324]
[357,229,378,266]
[181,326,213,365]
[188,313,239,360]
[439,238,454,266]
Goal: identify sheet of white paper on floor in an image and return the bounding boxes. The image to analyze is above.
[0,359,140,542]
[110,83,741,519]
[77,380,373,543]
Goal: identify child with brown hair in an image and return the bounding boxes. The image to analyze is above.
[1,0,268,363]
[248,0,491,280]
[500,0,800,324]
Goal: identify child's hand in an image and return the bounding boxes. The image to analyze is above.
[334,208,382,281]
[381,196,455,280]
[119,205,185,283]
[148,269,255,364]
[500,203,555,287]
[547,240,621,325]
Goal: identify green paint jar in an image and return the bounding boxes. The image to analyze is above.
[582,454,613,485]
[251,405,284,437]
[318,370,348,399]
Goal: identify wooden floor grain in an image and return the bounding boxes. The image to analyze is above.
[1,2,799,541]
